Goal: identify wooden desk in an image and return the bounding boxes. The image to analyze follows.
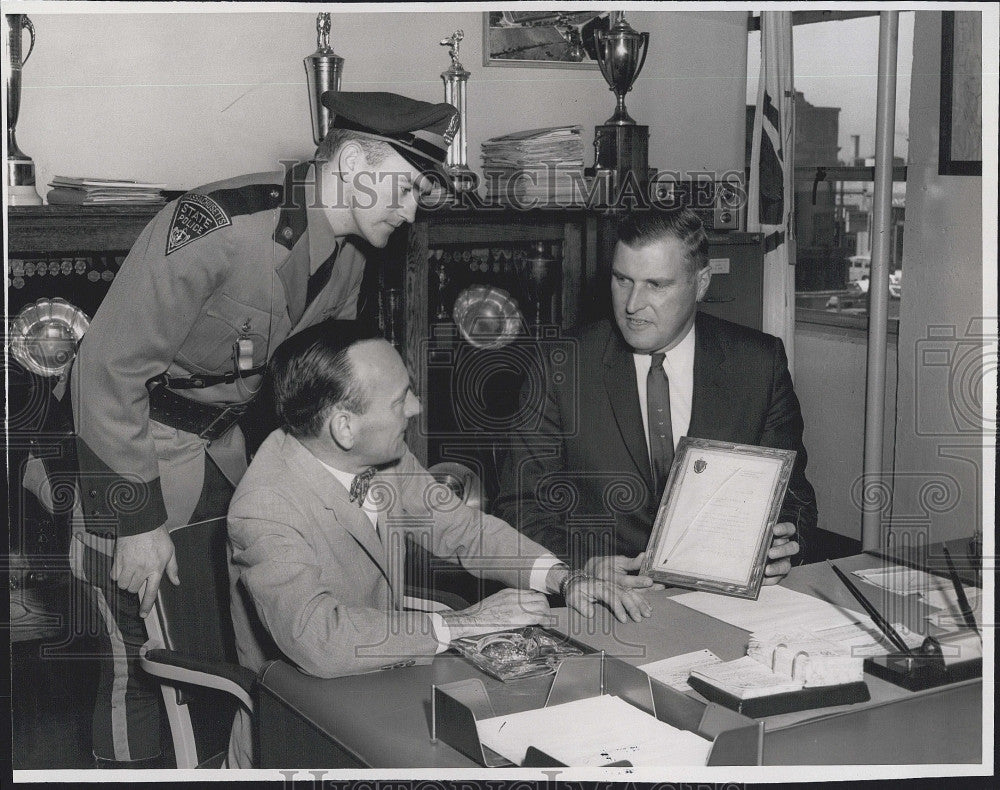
[254,553,984,768]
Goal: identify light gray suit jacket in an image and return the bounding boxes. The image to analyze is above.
[228,429,552,680]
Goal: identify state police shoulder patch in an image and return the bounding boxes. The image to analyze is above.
[165,193,232,255]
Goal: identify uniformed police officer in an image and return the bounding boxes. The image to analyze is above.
[69,91,459,767]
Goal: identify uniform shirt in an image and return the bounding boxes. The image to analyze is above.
[632,322,697,461]
[72,164,366,539]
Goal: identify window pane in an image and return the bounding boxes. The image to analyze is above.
[747,13,914,323]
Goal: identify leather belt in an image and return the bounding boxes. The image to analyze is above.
[146,378,254,441]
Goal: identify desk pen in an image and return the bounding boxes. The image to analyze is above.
[941,546,980,637]
[827,562,913,656]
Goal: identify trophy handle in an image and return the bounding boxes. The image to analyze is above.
[634,32,650,86]
[21,16,36,66]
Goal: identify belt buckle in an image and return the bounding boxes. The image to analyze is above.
[198,403,247,441]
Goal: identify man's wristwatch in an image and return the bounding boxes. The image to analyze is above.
[558,568,589,599]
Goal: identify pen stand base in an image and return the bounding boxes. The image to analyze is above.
[864,654,982,692]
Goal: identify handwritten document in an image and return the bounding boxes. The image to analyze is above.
[651,449,781,585]
[476,694,712,767]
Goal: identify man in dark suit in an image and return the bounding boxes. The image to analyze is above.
[495,208,817,575]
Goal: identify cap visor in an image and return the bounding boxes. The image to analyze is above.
[389,144,453,189]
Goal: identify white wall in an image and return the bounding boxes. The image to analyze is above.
[890,11,988,544]
[17,8,748,192]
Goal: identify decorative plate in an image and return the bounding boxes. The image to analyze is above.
[9,298,90,377]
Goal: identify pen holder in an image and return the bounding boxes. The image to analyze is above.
[863,633,982,691]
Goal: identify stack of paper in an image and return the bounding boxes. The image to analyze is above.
[476,694,712,766]
[673,585,924,658]
[47,176,167,205]
[481,126,586,205]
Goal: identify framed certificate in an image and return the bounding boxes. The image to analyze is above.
[639,438,796,599]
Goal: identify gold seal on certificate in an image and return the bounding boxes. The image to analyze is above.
[639,438,796,600]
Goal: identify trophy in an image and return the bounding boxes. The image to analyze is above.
[6,14,42,205]
[593,12,650,203]
[440,30,476,192]
[304,12,344,145]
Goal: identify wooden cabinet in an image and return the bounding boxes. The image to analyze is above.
[7,206,763,470]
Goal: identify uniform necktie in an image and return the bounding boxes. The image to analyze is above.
[305,242,341,309]
[647,352,674,500]
[349,466,377,506]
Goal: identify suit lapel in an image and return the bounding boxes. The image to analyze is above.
[602,329,655,493]
[689,312,731,438]
[281,434,391,585]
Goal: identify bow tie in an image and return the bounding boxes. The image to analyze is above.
[349,467,377,506]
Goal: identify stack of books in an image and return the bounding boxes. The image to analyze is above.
[481,126,586,206]
[46,176,167,205]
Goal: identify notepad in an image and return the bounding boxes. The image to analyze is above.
[690,656,806,699]
[640,649,724,692]
[690,627,865,700]
[475,694,713,766]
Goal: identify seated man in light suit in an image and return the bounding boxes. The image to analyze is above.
[226,321,655,767]
[495,208,817,576]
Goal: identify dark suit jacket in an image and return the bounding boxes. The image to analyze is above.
[494,312,818,564]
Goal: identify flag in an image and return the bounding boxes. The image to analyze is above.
[748,11,796,373]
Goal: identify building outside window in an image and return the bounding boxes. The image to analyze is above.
[747,12,914,326]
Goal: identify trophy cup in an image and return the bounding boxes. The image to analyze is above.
[6,14,42,205]
[440,30,476,192]
[593,12,650,204]
[304,13,345,145]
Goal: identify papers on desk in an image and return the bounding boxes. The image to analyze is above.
[923,584,983,629]
[853,566,951,596]
[476,694,712,767]
[673,585,925,658]
[812,620,924,657]
[674,584,868,633]
[852,564,983,629]
[639,649,724,693]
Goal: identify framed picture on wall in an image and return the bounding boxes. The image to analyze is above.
[483,10,610,68]
[939,10,982,176]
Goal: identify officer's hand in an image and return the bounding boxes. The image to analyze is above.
[762,521,799,585]
[584,552,665,591]
[566,574,653,623]
[112,525,180,617]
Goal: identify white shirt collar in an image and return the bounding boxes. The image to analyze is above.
[317,458,379,528]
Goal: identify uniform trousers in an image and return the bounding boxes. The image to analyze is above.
[69,454,234,762]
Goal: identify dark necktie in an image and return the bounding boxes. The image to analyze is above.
[647,352,674,500]
[349,466,377,506]
[305,242,341,310]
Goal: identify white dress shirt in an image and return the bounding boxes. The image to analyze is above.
[632,322,697,464]
[318,458,562,652]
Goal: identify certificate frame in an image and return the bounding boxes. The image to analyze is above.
[639,438,796,600]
